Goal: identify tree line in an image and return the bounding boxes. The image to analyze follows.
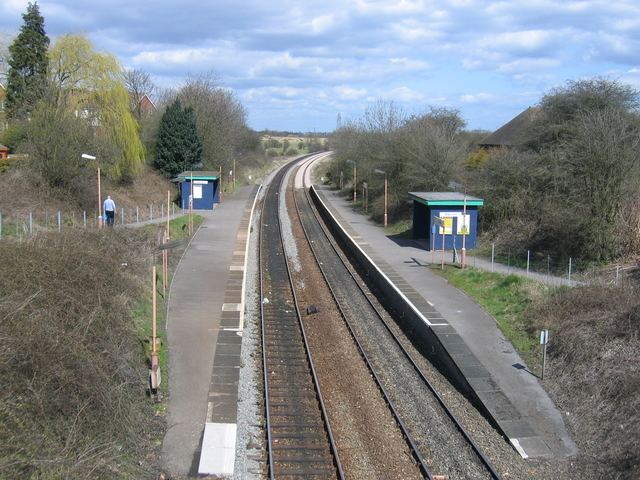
[328,80,640,263]
[0,2,262,206]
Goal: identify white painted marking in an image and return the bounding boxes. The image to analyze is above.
[233,250,245,256]
[198,423,237,475]
[222,303,242,312]
[206,401,214,422]
[510,438,529,459]
[230,265,245,271]
[239,184,262,331]
[427,300,434,307]
[311,186,448,327]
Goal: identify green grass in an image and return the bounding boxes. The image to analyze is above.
[435,266,550,372]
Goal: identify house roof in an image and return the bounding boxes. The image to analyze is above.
[0,144,8,151]
[409,191,484,207]
[479,107,540,147]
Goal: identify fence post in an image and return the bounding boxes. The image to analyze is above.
[150,204,153,221]
[121,207,124,225]
[29,212,33,235]
[526,250,530,276]
[136,206,139,224]
[161,204,164,219]
[491,243,495,272]
[83,211,87,228]
[172,203,175,217]
[568,257,572,284]
[58,211,62,232]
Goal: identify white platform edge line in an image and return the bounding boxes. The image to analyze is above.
[510,438,529,459]
[309,182,445,328]
[239,184,262,331]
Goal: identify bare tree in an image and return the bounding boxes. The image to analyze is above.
[123,68,157,121]
[178,72,249,170]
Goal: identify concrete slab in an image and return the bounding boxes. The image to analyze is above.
[198,423,237,475]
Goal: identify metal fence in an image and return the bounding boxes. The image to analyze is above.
[0,202,181,240]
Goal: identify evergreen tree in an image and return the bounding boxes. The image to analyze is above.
[6,2,49,119]
[154,99,202,177]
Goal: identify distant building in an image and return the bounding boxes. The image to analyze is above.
[0,143,8,159]
[479,107,540,149]
[137,94,157,117]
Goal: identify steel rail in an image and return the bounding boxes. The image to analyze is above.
[259,157,344,479]
[292,157,434,479]
[299,157,502,480]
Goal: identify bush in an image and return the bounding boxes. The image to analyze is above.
[285,148,298,156]
[532,283,640,478]
[0,229,161,478]
[266,148,280,157]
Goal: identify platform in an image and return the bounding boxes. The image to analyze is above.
[312,183,576,459]
[161,185,260,477]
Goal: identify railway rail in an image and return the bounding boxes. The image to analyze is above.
[292,155,502,480]
[259,158,343,479]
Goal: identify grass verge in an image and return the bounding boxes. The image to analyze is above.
[435,266,551,372]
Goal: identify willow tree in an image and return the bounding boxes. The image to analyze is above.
[48,34,144,180]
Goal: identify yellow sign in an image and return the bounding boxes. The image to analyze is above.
[439,217,453,235]
[459,226,469,235]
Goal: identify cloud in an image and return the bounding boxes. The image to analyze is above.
[460,92,494,103]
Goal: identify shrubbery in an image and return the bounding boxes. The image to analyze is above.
[0,229,161,478]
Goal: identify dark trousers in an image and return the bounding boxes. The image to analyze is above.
[105,210,115,226]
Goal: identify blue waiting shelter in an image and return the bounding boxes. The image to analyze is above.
[174,171,220,210]
[409,192,484,251]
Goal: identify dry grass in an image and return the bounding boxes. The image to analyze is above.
[532,282,640,478]
[0,228,162,478]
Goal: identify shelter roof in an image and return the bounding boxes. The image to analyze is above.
[409,191,484,207]
[174,170,219,182]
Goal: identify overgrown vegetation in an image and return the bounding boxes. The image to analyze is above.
[533,282,640,479]
[327,101,470,226]
[0,229,162,478]
[469,78,640,263]
[328,79,640,265]
[438,266,640,479]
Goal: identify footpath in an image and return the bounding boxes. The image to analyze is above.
[161,185,259,478]
[313,183,577,459]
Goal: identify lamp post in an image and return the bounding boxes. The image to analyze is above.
[374,168,388,228]
[461,190,467,269]
[81,153,100,227]
[346,160,356,204]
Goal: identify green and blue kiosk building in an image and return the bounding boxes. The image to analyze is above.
[174,171,221,210]
[409,192,484,251]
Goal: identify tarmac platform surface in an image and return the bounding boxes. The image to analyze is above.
[161,185,259,478]
[312,182,577,459]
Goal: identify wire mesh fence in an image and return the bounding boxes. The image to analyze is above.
[0,203,182,240]
[471,242,635,287]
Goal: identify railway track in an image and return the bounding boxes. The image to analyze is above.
[293,155,502,480]
[259,158,343,479]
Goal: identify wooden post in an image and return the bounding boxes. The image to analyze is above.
[97,167,102,228]
[166,190,171,239]
[383,174,388,228]
[152,266,157,354]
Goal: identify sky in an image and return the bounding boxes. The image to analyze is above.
[1,0,640,133]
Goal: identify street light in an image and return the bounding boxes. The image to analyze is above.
[374,168,388,228]
[346,160,356,204]
[81,153,101,227]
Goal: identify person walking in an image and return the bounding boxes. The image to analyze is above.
[103,195,116,226]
